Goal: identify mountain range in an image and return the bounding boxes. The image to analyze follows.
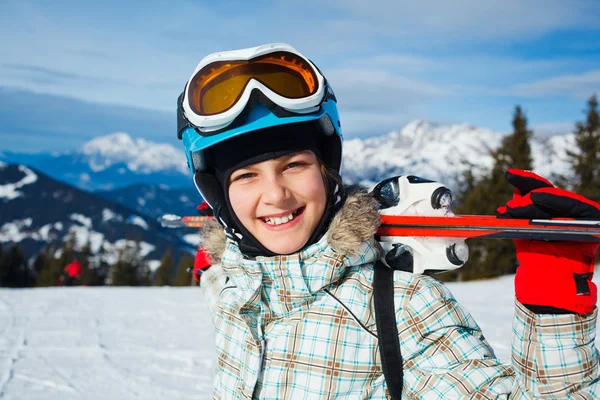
[0,121,576,195]
[0,163,192,265]
[0,120,577,262]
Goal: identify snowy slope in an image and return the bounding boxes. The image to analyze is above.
[0,275,597,399]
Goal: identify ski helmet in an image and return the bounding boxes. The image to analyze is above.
[177,43,343,256]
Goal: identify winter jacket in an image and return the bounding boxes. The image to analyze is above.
[200,191,600,399]
[64,260,82,278]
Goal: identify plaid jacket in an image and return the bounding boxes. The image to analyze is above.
[200,192,600,399]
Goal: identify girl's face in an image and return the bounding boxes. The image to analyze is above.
[228,150,327,255]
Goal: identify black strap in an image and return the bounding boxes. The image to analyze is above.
[374,260,403,399]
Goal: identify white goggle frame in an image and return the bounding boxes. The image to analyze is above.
[182,43,326,132]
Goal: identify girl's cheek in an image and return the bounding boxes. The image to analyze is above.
[229,183,258,220]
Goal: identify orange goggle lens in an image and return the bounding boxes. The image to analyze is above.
[187,51,319,116]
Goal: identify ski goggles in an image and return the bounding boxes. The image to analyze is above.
[178,43,329,136]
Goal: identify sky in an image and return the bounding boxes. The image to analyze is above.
[0,0,599,152]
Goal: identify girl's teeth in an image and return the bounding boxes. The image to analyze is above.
[264,212,298,226]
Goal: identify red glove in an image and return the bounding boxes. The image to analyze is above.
[497,168,600,314]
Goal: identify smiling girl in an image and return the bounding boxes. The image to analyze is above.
[177,43,600,399]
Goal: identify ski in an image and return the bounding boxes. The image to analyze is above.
[159,215,212,228]
[378,215,600,242]
[160,214,600,242]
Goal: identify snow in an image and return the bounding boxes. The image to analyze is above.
[66,226,105,253]
[78,173,90,183]
[341,120,575,188]
[102,209,123,223]
[147,260,161,273]
[0,275,597,399]
[70,214,92,229]
[81,133,189,175]
[161,214,181,221]
[0,287,214,399]
[182,234,200,247]
[0,219,34,242]
[0,165,38,200]
[128,216,149,230]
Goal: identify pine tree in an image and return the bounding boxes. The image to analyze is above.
[79,240,92,286]
[0,245,31,287]
[111,245,139,286]
[110,239,149,286]
[35,244,64,287]
[87,241,108,286]
[32,246,50,285]
[153,247,173,286]
[566,95,600,201]
[0,243,7,286]
[444,106,533,281]
[173,253,195,286]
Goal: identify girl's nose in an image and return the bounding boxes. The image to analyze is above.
[262,176,291,205]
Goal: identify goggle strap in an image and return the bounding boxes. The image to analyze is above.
[177,90,192,140]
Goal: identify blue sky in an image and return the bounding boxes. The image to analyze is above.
[1,0,599,152]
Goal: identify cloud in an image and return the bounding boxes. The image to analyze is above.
[2,63,127,86]
[316,0,600,42]
[532,122,575,137]
[329,68,448,110]
[0,87,176,152]
[511,70,600,99]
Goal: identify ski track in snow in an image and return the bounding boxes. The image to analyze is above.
[0,276,598,399]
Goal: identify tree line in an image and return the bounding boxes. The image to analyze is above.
[0,232,196,288]
[442,94,599,281]
[1,95,598,286]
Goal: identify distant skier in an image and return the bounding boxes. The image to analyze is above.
[192,248,212,284]
[59,259,82,286]
[192,201,213,284]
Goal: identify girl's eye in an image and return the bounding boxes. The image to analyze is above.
[232,172,254,181]
[286,161,306,169]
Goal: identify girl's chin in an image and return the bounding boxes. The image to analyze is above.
[258,233,309,255]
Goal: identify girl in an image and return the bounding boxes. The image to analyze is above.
[177,43,599,399]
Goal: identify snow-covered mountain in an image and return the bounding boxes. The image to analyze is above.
[0,163,191,264]
[96,184,201,220]
[0,121,576,195]
[342,120,576,188]
[1,133,191,191]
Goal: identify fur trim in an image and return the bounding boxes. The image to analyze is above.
[199,218,226,264]
[327,189,381,257]
[198,188,381,261]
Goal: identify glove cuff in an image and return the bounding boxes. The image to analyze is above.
[515,263,597,314]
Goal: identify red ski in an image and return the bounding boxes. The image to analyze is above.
[378,215,600,242]
[160,214,600,242]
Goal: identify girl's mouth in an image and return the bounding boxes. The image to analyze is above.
[261,207,305,226]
